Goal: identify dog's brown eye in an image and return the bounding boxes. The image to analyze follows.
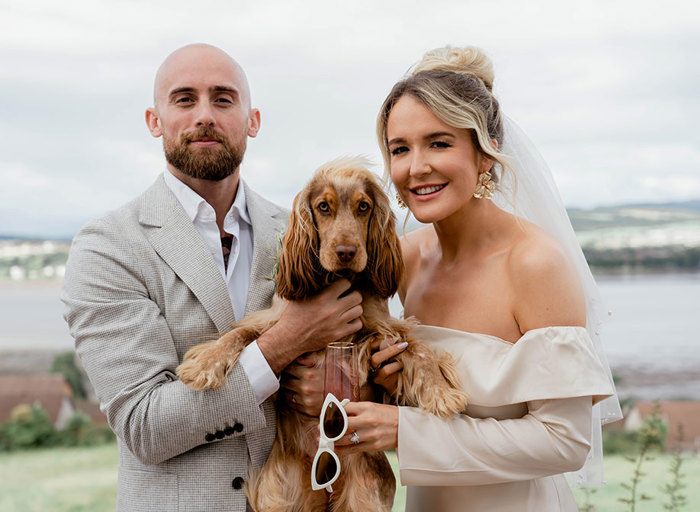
[317,201,330,213]
[358,201,370,213]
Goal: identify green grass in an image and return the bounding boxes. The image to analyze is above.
[1,444,697,511]
[0,443,118,512]
[572,452,700,512]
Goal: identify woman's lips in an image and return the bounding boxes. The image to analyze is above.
[410,183,447,200]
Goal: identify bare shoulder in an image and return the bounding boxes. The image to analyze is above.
[507,220,586,332]
[399,225,434,267]
[398,225,435,300]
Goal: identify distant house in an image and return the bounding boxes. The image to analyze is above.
[625,401,700,451]
[74,399,108,425]
[0,375,75,429]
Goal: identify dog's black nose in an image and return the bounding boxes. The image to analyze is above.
[335,245,357,263]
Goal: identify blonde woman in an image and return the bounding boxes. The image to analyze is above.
[335,46,622,511]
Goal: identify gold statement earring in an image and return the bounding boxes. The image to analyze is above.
[473,171,496,200]
[396,192,407,209]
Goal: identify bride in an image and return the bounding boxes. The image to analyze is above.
[333,46,623,511]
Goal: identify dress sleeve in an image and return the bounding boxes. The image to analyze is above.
[396,325,616,486]
[398,396,592,486]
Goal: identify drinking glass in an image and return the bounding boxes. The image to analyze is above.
[323,341,359,403]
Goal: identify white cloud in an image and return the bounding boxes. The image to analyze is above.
[0,0,698,236]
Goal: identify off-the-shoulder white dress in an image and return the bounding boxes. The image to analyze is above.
[398,325,615,512]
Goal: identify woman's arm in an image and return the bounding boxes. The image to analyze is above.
[337,396,592,485]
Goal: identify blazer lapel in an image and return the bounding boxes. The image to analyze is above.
[243,181,289,316]
[139,176,235,334]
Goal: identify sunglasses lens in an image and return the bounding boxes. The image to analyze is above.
[314,451,338,486]
[322,402,345,439]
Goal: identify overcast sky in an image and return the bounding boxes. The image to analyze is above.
[1,0,698,238]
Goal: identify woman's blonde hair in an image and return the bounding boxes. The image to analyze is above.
[377,45,511,185]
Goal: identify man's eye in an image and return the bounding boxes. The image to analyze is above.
[317,201,330,213]
[215,97,233,104]
[358,201,370,213]
[390,146,408,156]
[175,97,193,105]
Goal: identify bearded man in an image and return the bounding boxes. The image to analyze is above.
[61,44,363,512]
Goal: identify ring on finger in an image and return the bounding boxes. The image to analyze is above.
[291,392,297,404]
[350,431,360,445]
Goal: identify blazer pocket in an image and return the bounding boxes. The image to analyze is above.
[118,468,178,512]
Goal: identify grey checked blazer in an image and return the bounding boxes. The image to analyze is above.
[62,175,288,511]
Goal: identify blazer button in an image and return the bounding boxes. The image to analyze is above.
[215,430,225,439]
[232,476,245,489]
[233,422,243,433]
[205,433,216,442]
[224,426,235,436]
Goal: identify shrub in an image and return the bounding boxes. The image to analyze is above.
[51,351,88,400]
[604,430,640,455]
[57,411,115,447]
[0,404,114,452]
[0,404,57,450]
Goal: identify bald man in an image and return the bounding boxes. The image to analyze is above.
[61,44,363,512]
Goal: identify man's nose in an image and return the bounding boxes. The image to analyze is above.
[195,103,215,127]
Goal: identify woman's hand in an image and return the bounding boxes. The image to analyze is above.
[369,338,408,395]
[335,401,399,454]
[280,352,324,416]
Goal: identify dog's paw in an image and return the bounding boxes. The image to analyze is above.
[411,382,468,418]
[177,342,236,390]
[425,384,468,418]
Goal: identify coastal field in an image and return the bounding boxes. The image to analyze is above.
[1,443,698,511]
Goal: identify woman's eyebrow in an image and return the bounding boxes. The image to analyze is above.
[388,132,456,145]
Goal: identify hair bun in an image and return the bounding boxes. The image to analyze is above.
[412,45,494,92]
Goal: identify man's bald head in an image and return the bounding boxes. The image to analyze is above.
[145,43,261,183]
[152,44,252,109]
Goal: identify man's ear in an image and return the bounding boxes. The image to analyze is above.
[247,108,261,138]
[145,108,163,138]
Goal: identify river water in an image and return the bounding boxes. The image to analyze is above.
[1,273,698,398]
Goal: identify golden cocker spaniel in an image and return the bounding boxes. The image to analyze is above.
[177,157,468,512]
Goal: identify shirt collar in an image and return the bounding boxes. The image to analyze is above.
[163,170,251,227]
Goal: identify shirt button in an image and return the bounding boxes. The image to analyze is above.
[232,476,245,489]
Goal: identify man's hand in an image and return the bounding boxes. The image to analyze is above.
[257,279,363,374]
[280,352,324,416]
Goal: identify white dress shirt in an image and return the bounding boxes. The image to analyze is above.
[164,170,279,405]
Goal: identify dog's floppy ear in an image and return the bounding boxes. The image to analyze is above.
[366,177,404,298]
[276,185,323,300]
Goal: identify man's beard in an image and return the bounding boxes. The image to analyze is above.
[163,127,245,181]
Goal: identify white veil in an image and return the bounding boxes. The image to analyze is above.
[495,116,623,486]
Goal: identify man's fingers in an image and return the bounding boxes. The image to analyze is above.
[295,353,319,367]
[282,365,305,380]
[343,318,363,337]
[327,278,352,298]
[341,304,363,324]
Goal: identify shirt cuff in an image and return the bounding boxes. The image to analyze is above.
[238,340,280,405]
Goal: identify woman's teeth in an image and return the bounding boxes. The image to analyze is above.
[414,184,446,195]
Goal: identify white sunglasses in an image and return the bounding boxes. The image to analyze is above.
[311,393,350,492]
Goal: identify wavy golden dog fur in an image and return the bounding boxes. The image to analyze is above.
[177,157,468,512]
